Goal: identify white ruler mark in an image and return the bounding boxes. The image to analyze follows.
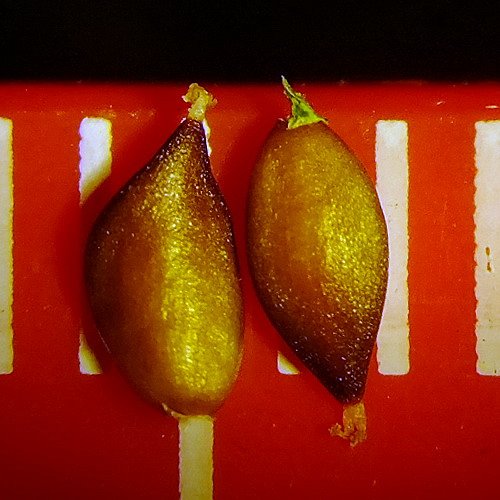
[79,117,112,205]
[375,120,410,375]
[178,415,214,500]
[78,330,102,375]
[78,117,112,374]
[277,351,300,375]
[474,120,500,376]
[0,118,13,374]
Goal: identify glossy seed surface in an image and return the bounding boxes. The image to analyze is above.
[247,119,388,404]
[86,116,243,416]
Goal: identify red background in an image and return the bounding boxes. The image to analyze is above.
[1,83,500,498]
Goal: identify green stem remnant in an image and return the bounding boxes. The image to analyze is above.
[282,76,328,130]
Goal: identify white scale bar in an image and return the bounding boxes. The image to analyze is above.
[0,118,13,374]
[78,117,112,374]
[277,351,299,375]
[375,120,410,375]
[474,121,500,375]
[178,416,214,500]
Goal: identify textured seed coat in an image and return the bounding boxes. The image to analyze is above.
[85,115,243,417]
[247,119,388,404]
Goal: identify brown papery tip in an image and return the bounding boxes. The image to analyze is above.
[329,401,367,447]
[183,83,217,122]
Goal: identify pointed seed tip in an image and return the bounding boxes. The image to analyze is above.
[281,76,298,98]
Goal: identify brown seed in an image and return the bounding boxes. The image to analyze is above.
[85,85,243,417]
[247,79,389,444]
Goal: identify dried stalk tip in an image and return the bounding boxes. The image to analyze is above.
[329,401,367,447]
[184,83,217,122]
